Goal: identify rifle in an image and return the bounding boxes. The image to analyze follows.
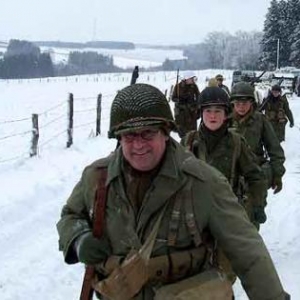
[176,68,180,100]
[80,168,108,300]
[250,70,266,86]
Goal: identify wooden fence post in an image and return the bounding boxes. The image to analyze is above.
[30,114,39,157]
[96,93,102,136]
[66,93,74,148]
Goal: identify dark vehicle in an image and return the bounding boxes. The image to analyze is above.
[231,70,256,87]
[269,73,295,95]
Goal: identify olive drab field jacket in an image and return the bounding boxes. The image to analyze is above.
[263,94,294,125]
[172,81,200,105]
[229,110,285,179]
[57,138,286,300]
[262,94,294,142]
[181,128,266,206]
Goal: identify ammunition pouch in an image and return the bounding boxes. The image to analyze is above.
[278,109,287,123]
[98,247,208,285]
[149,246,207,284]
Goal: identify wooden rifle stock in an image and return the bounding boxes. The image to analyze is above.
[176,68,180,99]
[80,168,108,300]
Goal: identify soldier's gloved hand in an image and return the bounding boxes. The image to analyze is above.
[75,232,110,265]
[272,177,283,194]
[289,122,294,128]
[253,205,267,224]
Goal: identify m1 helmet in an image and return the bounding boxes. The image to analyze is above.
[271,84,282,92]
[230,82,255,102]
[200,87,230,110]
[215,74,224,81]
[108,83,176,138]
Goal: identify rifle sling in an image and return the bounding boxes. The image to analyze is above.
[80,167,108,300]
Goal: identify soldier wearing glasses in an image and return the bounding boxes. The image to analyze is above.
[57,83,289,300]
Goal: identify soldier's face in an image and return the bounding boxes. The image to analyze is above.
[202,106,227,131]
[120,128,169,171]
[271,90,280,97]
[216,79,223,86]
[233,100,252,116]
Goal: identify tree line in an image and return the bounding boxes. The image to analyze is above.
[161,31,262,71]
[0,39,123,79]
[162,0,300,71]
[2,0,300,79]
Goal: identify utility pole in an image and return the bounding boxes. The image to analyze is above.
[276,38,280,70]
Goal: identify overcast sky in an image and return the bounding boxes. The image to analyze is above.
[0,0,271,45]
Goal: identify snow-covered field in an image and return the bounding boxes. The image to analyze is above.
[1,43,185,68]
[0,68,299,299]
[41,46,186,69]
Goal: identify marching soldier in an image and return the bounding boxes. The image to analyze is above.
[171,71,200,138]
[229,82,286,223]
[182,87,267,228]
[57,83,289,300]
[215,74,230,96]
[260,84,294,142]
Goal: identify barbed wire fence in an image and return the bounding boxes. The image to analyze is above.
[0,71,177,165]
[0,91,115,165]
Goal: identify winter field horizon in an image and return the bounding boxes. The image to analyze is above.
[0,67,299,299]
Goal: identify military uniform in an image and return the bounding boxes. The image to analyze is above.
[215,74,230,96]
[172,80,200,138]
[230,109,285,188]
[182,86,267,279]
[183,124,266,223]
[219,84,230,96]
[229,82,286,191]
[262,93,294,142]
[57,139,286,300]
[57,83,288,300]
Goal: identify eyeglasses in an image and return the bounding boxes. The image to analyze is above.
[121,129,160,142]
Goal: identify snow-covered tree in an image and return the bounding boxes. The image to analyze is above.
[260,0,283,69]
[261,0,300,69]
[287,0,300,65]
[289,23,300,67]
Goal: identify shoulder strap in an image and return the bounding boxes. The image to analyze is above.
[93,167,108,237]
[167,181,202,248]
[228,131,241,187]
[184,130,207,160]
[184,190,202,247]
[167,194,183,247]
[80,167,108,300]
[184,130,199,152]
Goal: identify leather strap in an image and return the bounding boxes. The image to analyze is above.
[80,167,108,300]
